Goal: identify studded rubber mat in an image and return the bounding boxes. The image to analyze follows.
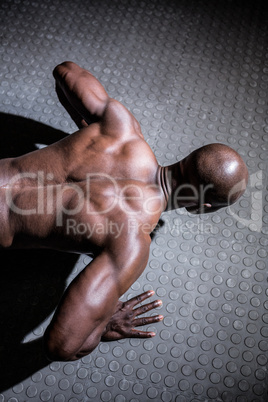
[0,0,267,401]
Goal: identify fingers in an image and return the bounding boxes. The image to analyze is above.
[125,290,162,314]
[128,329,157,338]
[134,299,162,317]
[126,290,156,309]
[124,291,164,336]
[134,314,164,328]
[121,291,164,339]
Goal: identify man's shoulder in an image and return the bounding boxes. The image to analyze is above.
[101,98,144,139]
[105,222,152,266]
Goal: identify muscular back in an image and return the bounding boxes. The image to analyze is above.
[0,100,164,251]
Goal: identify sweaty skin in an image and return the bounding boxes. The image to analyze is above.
[0,62,248,361]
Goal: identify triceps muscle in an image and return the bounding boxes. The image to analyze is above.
[44,242,149,360]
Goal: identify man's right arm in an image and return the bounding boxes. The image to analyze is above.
[53,61,143,137]
[53,61,109,125]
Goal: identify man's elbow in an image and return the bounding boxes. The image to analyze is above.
[44,344,71,362]
[43,327,98,362]
[43,335,76,362]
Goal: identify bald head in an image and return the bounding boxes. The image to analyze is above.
[183,143,248,207]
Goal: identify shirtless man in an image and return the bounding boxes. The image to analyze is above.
[0,62,248,361]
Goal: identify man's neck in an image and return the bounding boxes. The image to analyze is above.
[157,165,172,208]
[159,161,187,211]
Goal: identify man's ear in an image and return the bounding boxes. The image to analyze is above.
[186,203,212,215]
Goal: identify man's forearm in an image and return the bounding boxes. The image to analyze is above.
[44,253,120,361]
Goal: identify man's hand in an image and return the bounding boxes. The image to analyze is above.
[101,290,163,341]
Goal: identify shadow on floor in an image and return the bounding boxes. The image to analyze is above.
[0,113,78,391]
[0,249,78,392]
[0,112,68,158]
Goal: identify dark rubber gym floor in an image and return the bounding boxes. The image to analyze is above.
[0,0,267,401]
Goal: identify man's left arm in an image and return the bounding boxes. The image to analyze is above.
[43,236,162,361]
